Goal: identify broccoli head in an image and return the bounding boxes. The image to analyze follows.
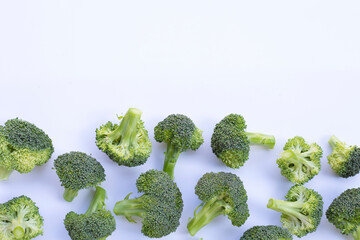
[187,172,249,236]
[54,151,106,202]
[211,114,275,169]
[113,169,183,238]
[276,136,322,185]
[326,188,360,240]
[0,195,43,240]
[327,135,360,178]
[240,225,293,240]
[96,108,152,167]
[0,118,54,181]
[154,114,203,179]
[267,185,323,237]
[64,186,116,240]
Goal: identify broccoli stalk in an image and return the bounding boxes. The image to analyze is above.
[85,186,106,215]
[328,135,342,149]
[353,227,360,240]
[0,166,13,181]
[267,199,310,226]
[245,132,275,149]
[162,144,181,180]
[113,193,145,222]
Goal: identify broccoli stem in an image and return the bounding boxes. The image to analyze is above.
[0,166,13,181]
[267,198,308,223]
[352,226,360,240]
[187,196,228,236]
[13,226,25,239]
[329,135,343,149]
[281,150,316,170]
[63,188,79,202]
[163,144,181,180]
[85,186,106,215]
[113,193,145,223]
[108,108,142,145]
[245,132,275,149]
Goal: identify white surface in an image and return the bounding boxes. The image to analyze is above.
[1,1,360,239]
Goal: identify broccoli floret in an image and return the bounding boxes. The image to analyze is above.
[0,118,54,181]
[267,185,323,238]
[211,114,275,168]
[54,151,106,202]
[327,135,360,178]
[276,136,322,185]
[187,172,249,236]
[326,188,360,240]
[64,186,116,240]
[154,114,203,179]
[113,169,183,238]
[240,225,293,240]
[0,195,44,240]
[96,108,152,167]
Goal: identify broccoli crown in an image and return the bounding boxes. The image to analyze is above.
[326,187,360,237]
[0,118,54,176]
[113,169,183,238]
[64,186,116,240]
[96,108,152,167]
[0,195,44,240]
[328,135,360,178]
[267,185,323,237]
[277,136,322,185]
[187,172,249,236]
[240,225,293,240]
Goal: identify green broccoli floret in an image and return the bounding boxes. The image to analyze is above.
[276,136,322,185]
[211,114,275,168]
[326,188,360,240]
[96,108,152,167]
[113,169,183,238]
[267,185,323,238]
[64,186,116,240]
[240,225,293,240]
[0,118,54,181]
[154,114,203,179]
[187,172,249,236]
[327,135,360,178]
[0,195,44,240]
[54,151,106,202]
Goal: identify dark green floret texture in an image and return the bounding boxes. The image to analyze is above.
[187,172,249,236]
[240,225,293,240]
[211,114,275,169]
[326,188,360,240]
[0,195,44,240]
[154,114,203,179]
[113,169,183,238]
[267,185,323,238]
[96,108,152,167]
[54,151,106,202]
[0,118,54,180]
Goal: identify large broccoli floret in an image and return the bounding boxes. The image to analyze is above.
[154,114,203,179]
[54,151,106,202]
[113,169,183,238]
[0,195,44,240]
[64,186,116,240]
[211,114,275,168]
[327,135,360,178]
[276,136,322,185]
[240,225,293,240]
[187,172,249,236]
[0,118,54,181]
[326,188,360,240]
[267,185,323,238]
[96,108,152,167]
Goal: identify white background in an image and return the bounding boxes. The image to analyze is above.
[0,1,360,239]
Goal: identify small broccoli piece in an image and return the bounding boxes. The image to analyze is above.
[96,108,152,167]
[187,172,249,236]
[64,186,116,240]
[54,151,106,202]
[327,135,360,178]
[113,169,183,238]
[276,136,322,185]
[326,188,360,240]
[211,114,275,169]
[267,185,323,238]
[0,195,43,240]
[154,114,203,179]
[0,118,54,181]
[240,225,293,240]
